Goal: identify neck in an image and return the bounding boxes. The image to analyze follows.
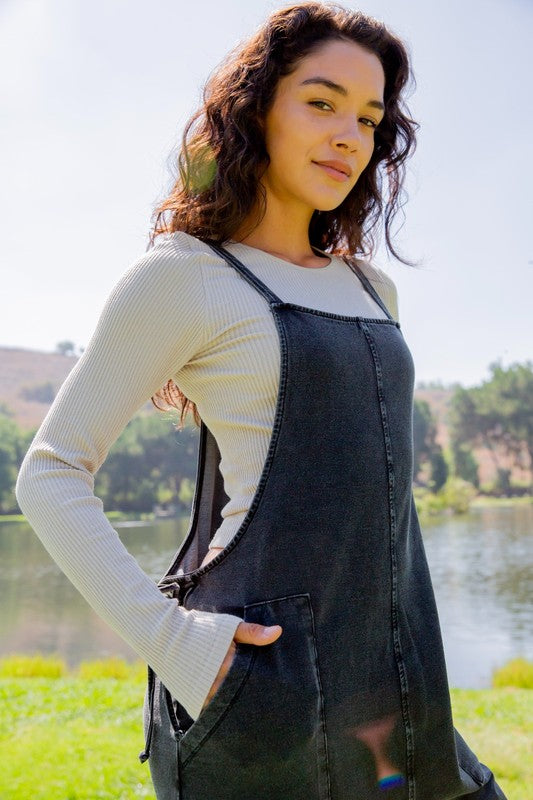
[231,199,328,269]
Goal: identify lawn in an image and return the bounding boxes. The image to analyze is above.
[0,673,529,799]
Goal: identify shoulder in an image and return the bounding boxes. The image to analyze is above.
[353,258,399,322]
[81,232,218,363]
[106,231,216,312]
[118,231,212,287]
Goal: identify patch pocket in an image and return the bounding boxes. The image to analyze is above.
[178,593,330,800]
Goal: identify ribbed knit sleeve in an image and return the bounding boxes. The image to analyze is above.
[15,237,242,720]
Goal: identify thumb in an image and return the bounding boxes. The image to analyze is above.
[234,621,282,646]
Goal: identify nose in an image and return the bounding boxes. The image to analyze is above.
[331,116,363,152]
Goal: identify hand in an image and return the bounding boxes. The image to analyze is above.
[201,619,282,712]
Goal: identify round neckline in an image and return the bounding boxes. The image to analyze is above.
[225,240,334,271]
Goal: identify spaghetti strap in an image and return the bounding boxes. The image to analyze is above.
[205,239,394,321]
[203,240,284,306]
[342,256,394,321]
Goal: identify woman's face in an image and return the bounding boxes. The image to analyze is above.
[260,38,386,218]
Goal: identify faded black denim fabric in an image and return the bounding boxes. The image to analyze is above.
[140,243,507,800]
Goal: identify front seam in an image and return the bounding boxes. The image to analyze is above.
[360,321,415,799]
[307,597,332,800]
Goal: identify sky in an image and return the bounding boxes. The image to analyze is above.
[1,0,532,387]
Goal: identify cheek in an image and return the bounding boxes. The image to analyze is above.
[265,106,314,160]
[360,136,376,170]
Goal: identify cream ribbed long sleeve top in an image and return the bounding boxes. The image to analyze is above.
[15,231,399,720]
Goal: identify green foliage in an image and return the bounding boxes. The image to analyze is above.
[55,339,76,356]
[413,399,434,478]
[439,476,478,513]
[178,476,195,506]
[452,443,480,488]
[413,398,447,487]
[429,449,448,491]
[77,658,145,681]
[492,468,512,496]
[0,653,66,678]
[492,658,533,689]
[414,477,477,517]
[0,654,145,681]
[2,408,198,516]
[0,415,34,512]
[450,361,533,493]
[94,413,199,513]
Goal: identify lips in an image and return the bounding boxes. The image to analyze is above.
[313,160,352,178]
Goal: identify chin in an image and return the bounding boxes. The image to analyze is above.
[314,198,350,213]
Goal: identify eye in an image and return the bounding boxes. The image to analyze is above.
[308,100,334,111]
[360,117,379,129]
[309,101,380,129]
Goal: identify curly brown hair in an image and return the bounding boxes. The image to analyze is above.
[149,1,418,425]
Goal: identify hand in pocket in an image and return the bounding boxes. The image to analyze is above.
[201,620,282,712]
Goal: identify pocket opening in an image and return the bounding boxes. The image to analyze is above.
[179,643,257,766]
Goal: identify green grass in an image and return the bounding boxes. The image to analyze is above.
[0,675,155,799]
[0,657,530,799]
[450,688,532,799]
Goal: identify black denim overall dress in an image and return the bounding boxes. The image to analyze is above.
[140,242,506,800]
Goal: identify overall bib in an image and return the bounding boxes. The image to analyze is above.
[140,242,506,800]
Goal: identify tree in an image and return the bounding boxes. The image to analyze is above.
[412,399,447,487]
[94,413,199,512]
[0,413,34,513]
[55,340,76,356]
[412,399,434,480]
[450,361,533,493]
[429,450,448,492]
[451,443,479,489]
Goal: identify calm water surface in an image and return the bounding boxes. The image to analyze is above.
[1,505,531,687]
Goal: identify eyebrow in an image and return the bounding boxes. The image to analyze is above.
[299,77,385,112]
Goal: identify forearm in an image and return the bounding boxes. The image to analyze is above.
[16,449,241,719]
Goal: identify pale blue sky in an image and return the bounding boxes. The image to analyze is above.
[1,0,531,386]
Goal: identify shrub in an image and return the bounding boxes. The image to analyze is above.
[438,477,477,514]
[492,658,533,689]
[0,653,66,678]
[77,657,145,680]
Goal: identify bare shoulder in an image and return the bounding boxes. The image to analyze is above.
[353,258,399,322]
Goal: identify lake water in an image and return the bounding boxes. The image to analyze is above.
[1,504,531,688]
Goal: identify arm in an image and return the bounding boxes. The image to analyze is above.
[15,237,242,720]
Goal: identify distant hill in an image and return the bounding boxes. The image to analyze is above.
[0,347,77,430]
[1,345,456,434]
[1,346,515,489]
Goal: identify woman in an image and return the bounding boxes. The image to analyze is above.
[16,3,506,799]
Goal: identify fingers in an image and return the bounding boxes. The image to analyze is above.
[234,621,283,646]
[201,623,282,713]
